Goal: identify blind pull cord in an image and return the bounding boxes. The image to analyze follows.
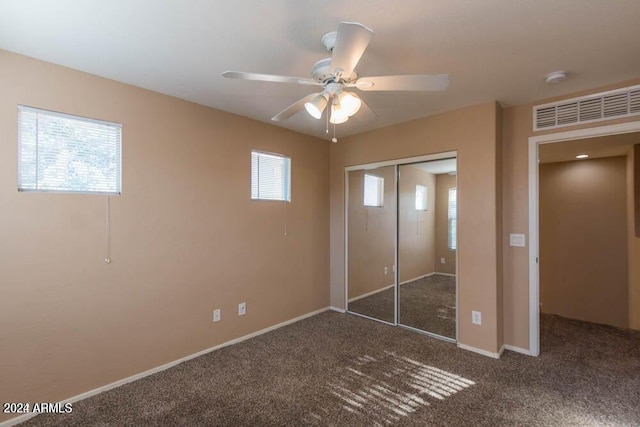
[365,207,368,232]
[105,196,111,264]
[284,200,288,236]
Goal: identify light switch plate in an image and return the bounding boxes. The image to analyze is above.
[472,311,482,325]
[509,233,526,247]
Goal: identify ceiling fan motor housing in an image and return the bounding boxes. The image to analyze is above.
[311,58,358,83]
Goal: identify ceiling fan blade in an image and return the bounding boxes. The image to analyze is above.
[271,93,319,122]
[222,71,321,86]
[330,22,374,78]
[356,74,450,91]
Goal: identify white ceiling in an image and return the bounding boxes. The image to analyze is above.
[1,1,640,141]
[539,132,639,164]
[411,158,457,175]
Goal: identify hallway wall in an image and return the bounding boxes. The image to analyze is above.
[539,156,628,328]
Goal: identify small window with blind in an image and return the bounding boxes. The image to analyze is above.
[251,150,291,202]
[17,106,122,194]
[363,174,384,207]
[415,184,427,211]
[448,187,457,250]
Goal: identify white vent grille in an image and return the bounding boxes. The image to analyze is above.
[534,85,640,131]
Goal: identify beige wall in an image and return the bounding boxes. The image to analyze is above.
[399,165,436,283]
[0,50,329,422]
[331,102,502,354]
[629,145,640,329]
[502,78,640,350]
[347,167,395,299]
[435,173,457,275]
[539,157,628,328]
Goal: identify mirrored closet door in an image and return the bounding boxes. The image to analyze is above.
[346,154,458,342]
[346,165,396,324]
[397,159,457,340]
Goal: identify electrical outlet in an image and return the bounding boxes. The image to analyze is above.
[213,309,221,323]
[440,257,445,264]
[472,311,481,325]
[384,267,388,275]
[238,302,246,316]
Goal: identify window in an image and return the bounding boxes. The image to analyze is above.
[18,106,122,194]
[363,174,384,207]
[415,185,427,210]
[448,187,457,250]
[251,150,291,201]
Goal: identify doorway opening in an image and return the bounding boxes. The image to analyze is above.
[528,121,640,356]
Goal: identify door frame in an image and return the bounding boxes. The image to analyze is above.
[528,121,640,356]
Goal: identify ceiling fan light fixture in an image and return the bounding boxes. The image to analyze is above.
[304,93,328,119]
[339,91,362,117]
[330,103,349,124]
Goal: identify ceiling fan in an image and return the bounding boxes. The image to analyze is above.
[222,22,449,130]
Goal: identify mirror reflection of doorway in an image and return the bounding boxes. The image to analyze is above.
[345,154,457,342]
[397,160,457,340]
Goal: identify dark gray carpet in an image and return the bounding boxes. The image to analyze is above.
[398,275,456,338]
[348,274,456,338]
[21,313,640,426]
[348,285,395,324]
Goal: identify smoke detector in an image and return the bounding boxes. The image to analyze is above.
[545,71,568,84]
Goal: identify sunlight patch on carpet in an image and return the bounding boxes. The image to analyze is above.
[307,351,475,425]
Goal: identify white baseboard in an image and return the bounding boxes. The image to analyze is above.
[399,272,434,285]
[457,343,503,359]
[329,306,346,313]
[349,273,456,303]
[503,344,534,356]
[434,272,456,277]
[348,283,394,302]
[0,306,331,427]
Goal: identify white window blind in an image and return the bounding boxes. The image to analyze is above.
[415,184,427,210]
[364,174,384,207]
[18,106,122,194]
[448,187,457,250]
[251,150,291,201]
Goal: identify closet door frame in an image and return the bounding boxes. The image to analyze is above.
[345,151,458,337]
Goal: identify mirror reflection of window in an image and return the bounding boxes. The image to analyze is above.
[364,174,384,207]
[415,184,427,210]
[448,187,457,250]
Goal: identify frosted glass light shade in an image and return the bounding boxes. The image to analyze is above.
[339,92,362,116]
[330,104,349,124]
[304,94,328,119]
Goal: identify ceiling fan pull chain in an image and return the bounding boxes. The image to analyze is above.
[326,105,329,134]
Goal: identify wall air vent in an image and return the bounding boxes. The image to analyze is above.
[533,84,640,131]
